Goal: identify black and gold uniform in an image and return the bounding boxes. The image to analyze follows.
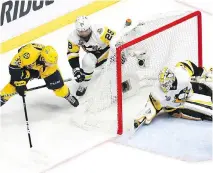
[0,43,79,107]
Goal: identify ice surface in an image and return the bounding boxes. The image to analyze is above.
[1,0,212,173]
[117,114,212,161]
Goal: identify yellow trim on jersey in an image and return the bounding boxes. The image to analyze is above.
[68,54,80,60]
[0,0,120,54]
[149,94,162,111]
[100,27,116,45]
[164,107,177,113]
[176,61,194,77]
[14,81,26,86]
[67,41,80,60]
[68,41,80,53]
[85,75,92,80]
[188,100,213,107]
[97,49,109,63]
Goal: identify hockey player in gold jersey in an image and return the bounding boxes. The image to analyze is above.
[67,16,116,96]
[134,60,212,128]
[0,43,79,107]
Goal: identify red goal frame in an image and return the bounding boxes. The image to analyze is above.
[116,11,203,135]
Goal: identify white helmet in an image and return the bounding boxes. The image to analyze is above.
[75,16,91,31]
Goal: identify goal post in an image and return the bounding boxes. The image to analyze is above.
[71,11,203,135]
[116,11,202,135]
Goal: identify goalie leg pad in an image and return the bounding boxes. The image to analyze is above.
[183,93,212,121]
[191,82,212,101]
[179,108,212,121]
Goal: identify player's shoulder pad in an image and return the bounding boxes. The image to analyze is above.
[31,43,45,50]
[10,53,23,67]
[68,30,80,45]
[94,25,116,45]
[93,25,105,35]
[174,67,191,85]
[175,61,194,77]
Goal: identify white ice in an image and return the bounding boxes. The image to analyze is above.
[0,0,213,173]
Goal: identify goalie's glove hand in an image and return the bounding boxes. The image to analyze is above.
[73,67,85,83]
[14,81,27,97]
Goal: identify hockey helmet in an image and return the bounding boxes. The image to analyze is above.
[19,44,40,66]
[75,16,92,37]
[159,67,176,93]
[41,46,58,65]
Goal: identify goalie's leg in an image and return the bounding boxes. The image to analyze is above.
[191,82,212,101]
[178,93,212,121]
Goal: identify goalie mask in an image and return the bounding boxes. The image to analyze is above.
[159,67,176,93]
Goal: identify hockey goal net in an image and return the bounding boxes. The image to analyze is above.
[72,11,202,135]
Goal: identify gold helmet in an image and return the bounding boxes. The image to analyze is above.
[19,44,40,66]
[41,46,58,65]
[159,67,176,93]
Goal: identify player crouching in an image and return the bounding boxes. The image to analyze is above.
[0,43,79,107]
[134,60,212,129]
[67,16,116,97]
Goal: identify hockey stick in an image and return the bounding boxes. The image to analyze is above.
[120,118,146,142]
[22,96,33,148]
[27,78,73,92]
[0,78,74,98]
[133,118,146,135]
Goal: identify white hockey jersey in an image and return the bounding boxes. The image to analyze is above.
[67,25,116,68]
[68,25,115,53]
[152,66,192,109]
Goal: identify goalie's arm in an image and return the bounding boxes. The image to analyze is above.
[176,60,204,77]
[134,93,163,127]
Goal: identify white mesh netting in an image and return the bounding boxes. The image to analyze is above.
[71,11,201,133]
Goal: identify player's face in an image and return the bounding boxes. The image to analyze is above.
[77,28,92,38]
[45,62,54,67]
[40,56,54,67]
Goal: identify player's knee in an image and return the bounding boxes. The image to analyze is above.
[82,53,97,73]
[54,85,69,98]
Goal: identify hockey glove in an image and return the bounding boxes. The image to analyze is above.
[22,70,40,81]
[73,67,85,83]
[14,81,27,96]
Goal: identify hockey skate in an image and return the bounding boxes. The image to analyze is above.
[76,86,87,96]
[65,94,79,107]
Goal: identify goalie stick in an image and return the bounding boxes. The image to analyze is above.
[120,118,146,142]
[129,118,146,139]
